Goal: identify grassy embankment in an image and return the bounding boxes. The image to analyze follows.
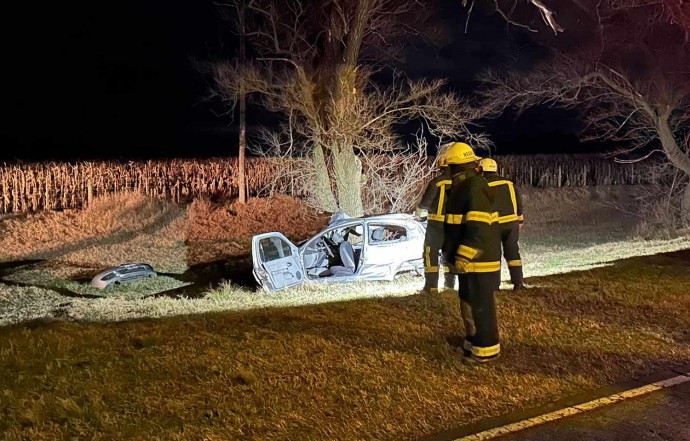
[0,187,688,324]
[1,250,689,440]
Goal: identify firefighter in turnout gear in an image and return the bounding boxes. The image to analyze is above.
[442,142,502,363]
[416,152,455,293]
[478,158,525,290]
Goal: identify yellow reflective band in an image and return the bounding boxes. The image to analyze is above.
[424,266,439,273]
[435,183,447,220]
[518,215,524,222]
[465,261,501,273]
[446,214,464,224]
[472,343,500,357]
[457,245,479,259]
[465,211,494,224]
[436,179,452,187]
[497,214,519,223]
[424,246,431,268]
[441,265,450,272]
[488,180,518,219]
[508,259,522,267]
[427,213,445,222]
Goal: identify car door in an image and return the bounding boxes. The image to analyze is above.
[252,233,305,292]
[358,223,411,280]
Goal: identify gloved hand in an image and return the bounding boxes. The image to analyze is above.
[455,258,471,274]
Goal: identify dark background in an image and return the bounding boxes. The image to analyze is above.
[1,0,607,161]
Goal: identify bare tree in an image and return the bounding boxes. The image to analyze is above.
[202,3,253,204]
[212,0,483,216]
[478,0,690,222]
[244,75,484,214]
[237,4,248,203]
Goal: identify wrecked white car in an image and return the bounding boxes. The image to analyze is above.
[251,213,426,292]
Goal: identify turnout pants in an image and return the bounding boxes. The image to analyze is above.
[499,221,523,286]
[459,271,501,360]
[423,223,456,291]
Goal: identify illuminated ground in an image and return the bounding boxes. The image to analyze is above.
[0,187,688,325]
[1,250,688,441]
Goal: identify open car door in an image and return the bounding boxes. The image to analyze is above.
[252,233,305,292]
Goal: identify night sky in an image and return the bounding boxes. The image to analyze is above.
[2,0,606,161]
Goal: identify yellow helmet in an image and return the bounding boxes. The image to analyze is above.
[444,142,480,165]
[479,158,498,172]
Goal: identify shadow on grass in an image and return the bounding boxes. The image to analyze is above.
[0,259,45,273]
[0,254,259,301]
[0,259,102,299]
[0,277,103,300]
[148,255,258,299]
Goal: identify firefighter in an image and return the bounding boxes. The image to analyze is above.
[416,152,455,293]
[478,158,524,290]
[442,142,502,363]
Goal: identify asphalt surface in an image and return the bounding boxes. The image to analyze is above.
[422,367,690,441]
[498,379,690,441]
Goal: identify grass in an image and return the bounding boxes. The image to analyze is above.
[0,251,689,440]
[0,186,689,439]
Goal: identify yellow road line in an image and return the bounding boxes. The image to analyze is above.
[455,373,690,441]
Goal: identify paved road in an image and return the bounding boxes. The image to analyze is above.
[498,380,690,441]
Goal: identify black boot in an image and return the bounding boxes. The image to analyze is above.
[509,266,524,290]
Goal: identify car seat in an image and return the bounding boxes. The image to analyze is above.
[371,228,385,242]
[324,232,356,277]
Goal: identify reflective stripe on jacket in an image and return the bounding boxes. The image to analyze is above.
[443,170,501,273]
[483,173,523,224]
[417,169,452,224]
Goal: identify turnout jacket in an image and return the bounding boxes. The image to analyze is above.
[443,170,502,273]
[417,168,452,225]
[483,173,523,225]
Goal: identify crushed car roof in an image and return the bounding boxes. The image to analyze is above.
[327,212,417,228]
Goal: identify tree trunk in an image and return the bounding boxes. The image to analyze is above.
[237,9,248,204]
[657,110,690,220]
[343,0,373,68]
[239,85,247,203]
[309,0,373,215]
[312,145,338,213]
[333,145,364,217]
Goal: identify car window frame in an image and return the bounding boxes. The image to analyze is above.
[367,223,409,245]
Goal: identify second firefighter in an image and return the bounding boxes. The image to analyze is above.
[478,158,525,290]
[416,152,456,293]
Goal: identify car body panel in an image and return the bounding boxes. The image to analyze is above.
[91,263,157,289]
[251,213,426,292]
[252,232,305,291]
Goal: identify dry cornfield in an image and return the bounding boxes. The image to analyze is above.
[0,155,664,213]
